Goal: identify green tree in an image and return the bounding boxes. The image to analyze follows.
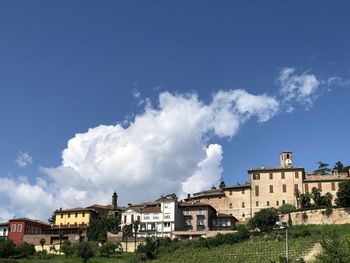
[133,220,139,251]
[48,212,56,224]
[314,162,331,175]
[122,224,133,252]
[311,187,322,206]
[336,180,350,207]
[249,208,279,232]
[295,190,311,208]
[87,215,121,242]
[61,240,74,258]
[316,230,350,262]
[334,161,346,173]
[76,241,96,263]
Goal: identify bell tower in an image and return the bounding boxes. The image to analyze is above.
[280,152,293,168]
[112,191,118,209]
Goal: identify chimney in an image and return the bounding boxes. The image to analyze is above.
[187,194,191,199]
[128,203,132,207]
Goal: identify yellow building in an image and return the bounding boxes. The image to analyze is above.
[54,208,98,227]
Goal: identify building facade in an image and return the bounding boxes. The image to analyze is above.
[121,194,177,237]
[8,218,50,245]
[185,152,350,222]
[54,208,98,227]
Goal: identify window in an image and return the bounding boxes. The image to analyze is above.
[331,182,336,191]
[164,203,169,208]
[267,201,270,206]
[295,184,299,191]
[242,202,245,208]
[269,173,273,180]
[184,217,192,226]
[144,214,150,220]
[137,216,141,221]
[255,186,259,196]
[229,191,232,196]
[282,200,286,205]
[75,213,78,218]
[184,209,190,216]
[82,212,85,217]
[82,221,85,225]
[68,213,71,218]
[17,224,22,232]
[229,203,233,209]
[282,184,287,193]
[269,185,274,193]
[305,183,309,192]
[295,171,299,179]
[164,213,171,219]
[318,183,322,191]
[164,222,171,228]
[11,224,16,233]
[197,215,205,226]
[198,208,203,215]
[256,201,259,207]
[276,201,279,206]
[242,189,245,194]
[153,214,159,219]
[253,173,260,180]
[61,214,63,219]
[124,215,127,223]
[131,215,134,222]
[242,214,245,218]
[281,172,285,179]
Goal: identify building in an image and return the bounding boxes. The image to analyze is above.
[54,207,98,227]
[173,202,236,239]
[0,222,8,240]
[8,218,50,245]
[120,194,177,237]
[87,191,124,217]
[185,152,350,222]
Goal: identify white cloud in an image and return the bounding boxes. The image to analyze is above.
[0,89,280,220]
[1,67,343,221]
[278,67,320,109]
[15,151,33,168]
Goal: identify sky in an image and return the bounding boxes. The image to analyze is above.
[0,1,349,221]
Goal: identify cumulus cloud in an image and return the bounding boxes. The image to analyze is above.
[0,89,280,220]
[15,151,33,167]
[1,67,343,221]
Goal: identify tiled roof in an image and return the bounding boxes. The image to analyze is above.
[9,218,50,226]
[179,202,213,208]
[223,184,251,190]
[248,167,304,173]
[0,222,8,226]
[87,204,123,210]
[55,207,98,214]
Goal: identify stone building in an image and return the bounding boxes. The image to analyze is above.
[185,152,350,223]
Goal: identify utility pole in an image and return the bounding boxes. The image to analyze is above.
[285,225,289,262]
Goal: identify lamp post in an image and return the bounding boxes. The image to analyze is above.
[276,221,288,262]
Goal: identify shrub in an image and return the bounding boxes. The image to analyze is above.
[76,241,97,263]
[61,240,74,258]
[15,242,35,258]
[278,204,296,214]
[316,230,350,262]
[0,239,16,258]
[99,241,119,257]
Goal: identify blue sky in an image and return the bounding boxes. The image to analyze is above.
[0,1,349,220]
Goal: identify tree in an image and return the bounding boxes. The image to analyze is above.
[311,187,322,206]
[336,180,350,207]
[61,240,74,258]
[295,190,311,208]
[48,212,56,224]
[76,241,96,263]
[87,215,121,242]
[122,224,133,252]
[58,231,65,255]
[314,162,331,175]
[133,221,139,250]
[249,208,279,232]
[39,238,46,258]
[316,230,350,262]
[334,161,346,173]
[0,239,16,258]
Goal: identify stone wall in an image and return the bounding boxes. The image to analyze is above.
[280,207,350,225]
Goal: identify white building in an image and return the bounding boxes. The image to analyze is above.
[121,194,177,237]
[0,222,8,240]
